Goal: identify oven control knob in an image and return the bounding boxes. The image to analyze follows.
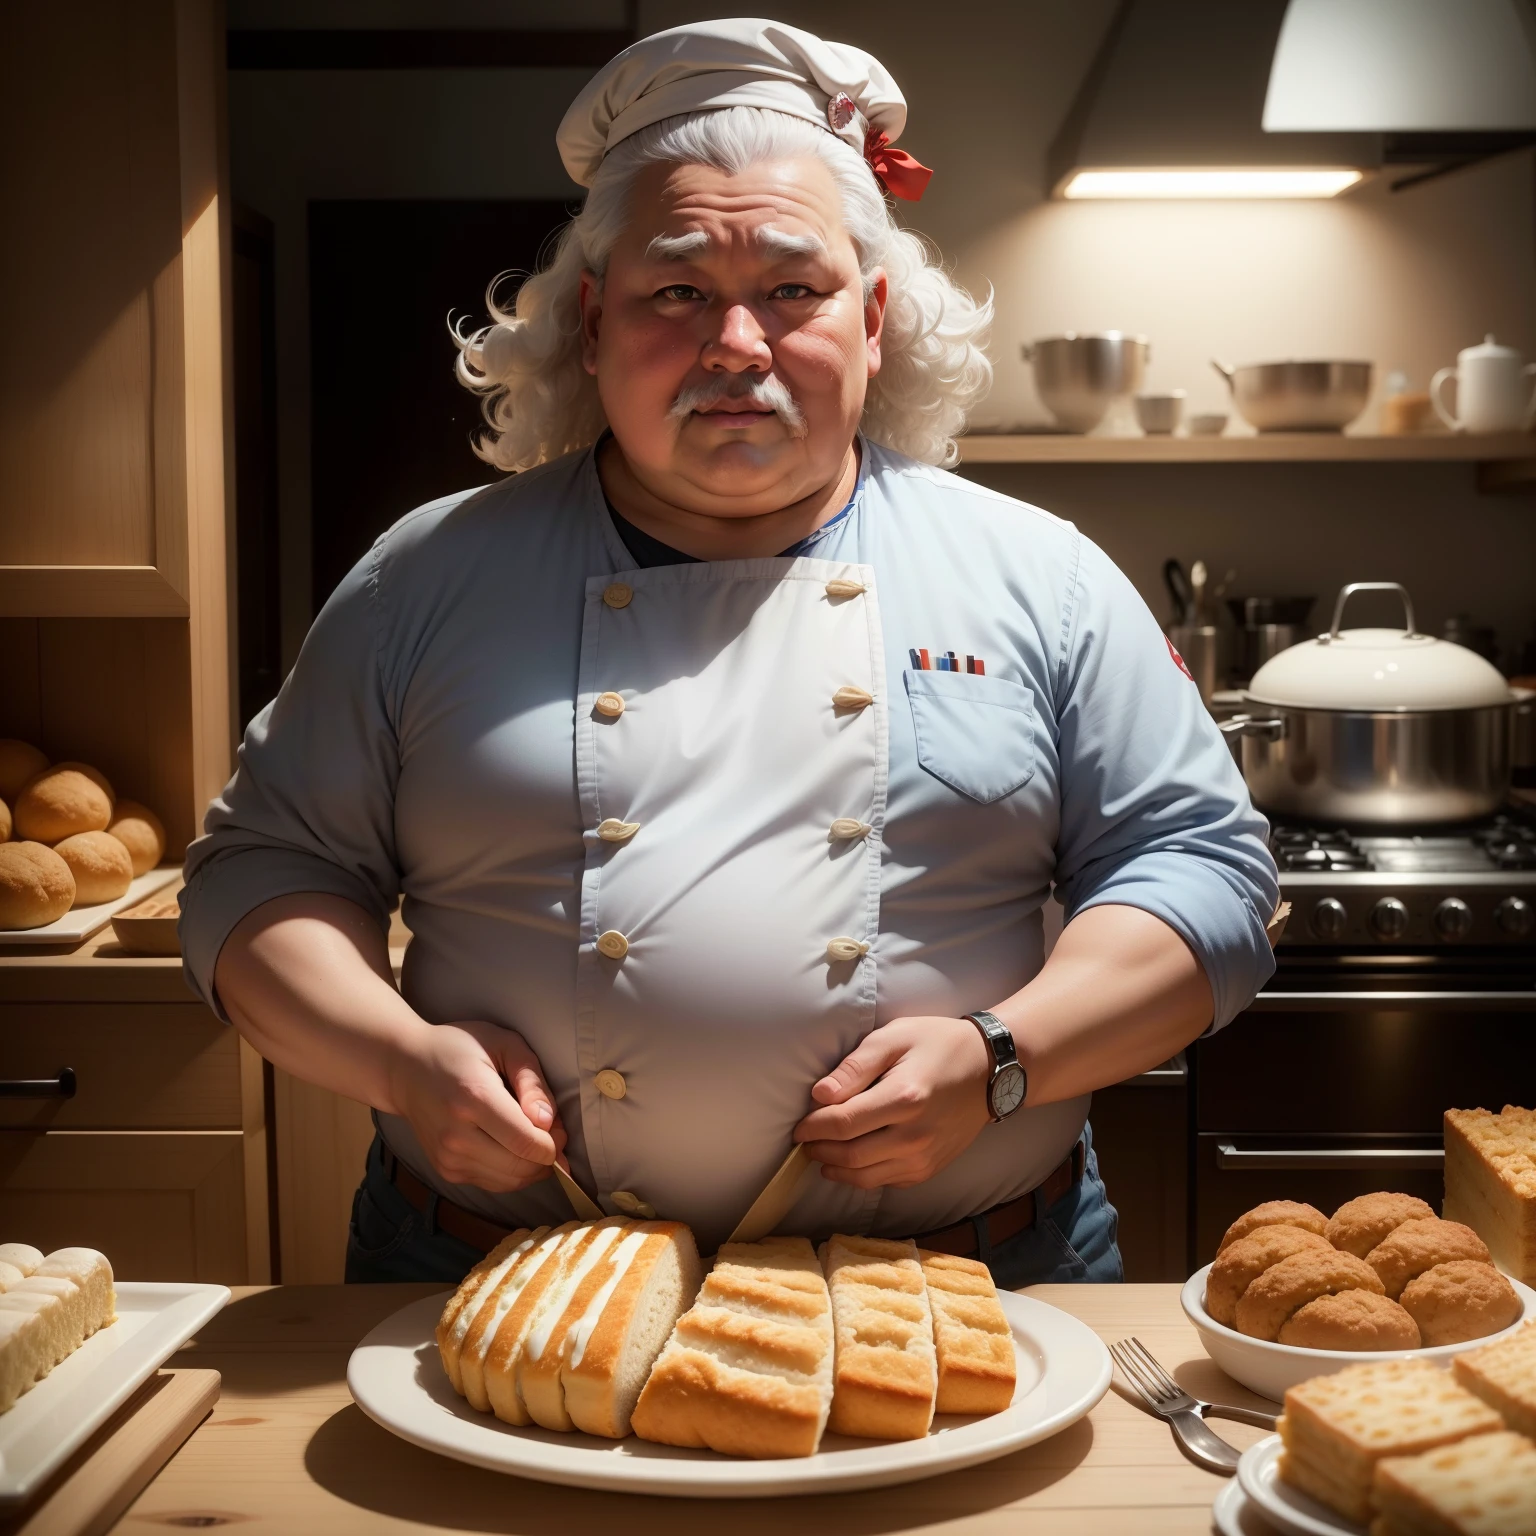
[1310,897,1348,940]
[1495,895,1534,938]
[1369,896,1410,941]
[1433,897,1474,940]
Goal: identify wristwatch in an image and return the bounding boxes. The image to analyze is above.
[964,1011,1027,1121]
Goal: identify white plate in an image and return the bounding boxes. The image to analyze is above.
[0,870,177,947]
[1238,1436,1365,1536]
[1213,1473,1290,1536]
[0,1280,230,1507]
[347,1289,1112,1498]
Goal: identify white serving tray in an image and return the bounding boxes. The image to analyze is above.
[0,1280,229,1507]
[348,1288,1112,1499]
[0,869,178,947]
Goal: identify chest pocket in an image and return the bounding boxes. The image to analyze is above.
[905,669,1036,804]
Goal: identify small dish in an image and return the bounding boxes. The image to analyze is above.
[110,890,182,955]
[1180,1263,1535,1401]
[1134,391,1186,434]
[1213,1470,1293,1536]
[1238,1435,1362,1536]
[1188,411,1230,436]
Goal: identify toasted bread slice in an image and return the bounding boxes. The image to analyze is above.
[822,1234,936,1441]
[632,1236,834,1458]
[918,1250,1015,1415]
[560,1221,702,1438]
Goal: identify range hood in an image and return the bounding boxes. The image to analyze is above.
[1048,0,1374,199]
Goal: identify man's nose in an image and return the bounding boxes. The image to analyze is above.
[700,302,771,373]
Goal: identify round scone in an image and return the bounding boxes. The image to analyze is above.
[13,763,114,843]
[52,830,132,906]
[1327,1191,1437,1258]
[0,740,48,804]
[0,796,10,842]
[1234,1248,1385,1341]
[1366,1218,1491,1300]
[1399,1260,1521,1345]
[1278,1290,1422,1351]
[105,800,165,876]
[1206,1224,1334,1325]
[1218,1200,1329,1253]
[0,842,76,929]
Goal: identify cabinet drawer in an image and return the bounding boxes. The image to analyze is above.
[0,1130,248,1283]
[0,1005,238,1129]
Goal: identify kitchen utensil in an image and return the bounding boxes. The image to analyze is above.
[1221,582,1522,824]
[1182,1265,1534,1403]
[348,1288,1113,1497]
[1023,332,1150,433]
[1168,624,1222,706]
[1431,335,1536,434]
[1163,559,1193,625]
[1211,360,1373,432]
[1110,1336,1276,1478]
[1225,598,1315,685]
[728,1144,813,1243]
[1134,391,1185,434]
[553,1162,604,1220]
[1226,596,1316,628]
[1190,560,1209,621]
[1188,411,1229,436]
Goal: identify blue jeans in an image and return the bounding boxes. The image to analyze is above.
[344,1123,1123,1287]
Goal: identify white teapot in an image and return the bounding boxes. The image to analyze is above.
[1431,335,1536,434]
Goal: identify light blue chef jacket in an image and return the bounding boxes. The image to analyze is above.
[181,439,1279,1254]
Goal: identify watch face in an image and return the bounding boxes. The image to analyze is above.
[990,1063,1026,1119]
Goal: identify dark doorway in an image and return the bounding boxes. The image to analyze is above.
[232,203,282,729]
[308,199,572,611]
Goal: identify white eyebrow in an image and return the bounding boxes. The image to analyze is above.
[645,231,710,261]
[757,226,827,260]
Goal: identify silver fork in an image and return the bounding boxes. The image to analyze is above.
[1110,1337,1278,1476]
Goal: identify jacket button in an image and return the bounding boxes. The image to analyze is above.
[603,582,634,609]
[826,936,870,963]
[598,818,640,842]
[595,691,626,718]
[829,818,871,841]
[832,685,874,711]
[594,1069,627,1100]
[611,1189,656,1218]
[597,930,629,959]
[825,578,865,599]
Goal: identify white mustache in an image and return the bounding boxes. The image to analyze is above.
[669,374,807,437]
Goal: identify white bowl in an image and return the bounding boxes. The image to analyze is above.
[1187,411,1229,436]
[1180,1263,1536,1402]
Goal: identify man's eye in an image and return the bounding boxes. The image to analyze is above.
[771,283,814,300]
[658,284,702,302]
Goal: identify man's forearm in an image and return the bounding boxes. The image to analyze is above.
[213,892,430,1115]
[990,903,1214,1109]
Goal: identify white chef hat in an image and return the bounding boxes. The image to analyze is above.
[557,17,932,200]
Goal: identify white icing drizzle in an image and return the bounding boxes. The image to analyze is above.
[524,1224,625,1362]
[568,1229,650,1369]
[451,1233,539,1350]
[468,1229,569,1364]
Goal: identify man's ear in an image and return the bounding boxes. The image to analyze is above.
[578,269,603,375]
[864,269,888,379]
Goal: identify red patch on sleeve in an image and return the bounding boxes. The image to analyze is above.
[1165,634,1195,681]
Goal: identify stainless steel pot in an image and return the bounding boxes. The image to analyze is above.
[1221,583,1519,825]
[1211,359,1373,432]
[1024,332,1150,432]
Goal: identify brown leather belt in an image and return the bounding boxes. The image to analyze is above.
[382,1138,1086,1262]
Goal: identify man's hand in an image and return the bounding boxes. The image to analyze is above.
[388,1019,566,1192]
[793,1015,995,1189]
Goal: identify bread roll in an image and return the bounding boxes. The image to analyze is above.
[1218,1200,1329,1253]
[0,843,75,929]
[0,797,10,843]
[0,741,47,804]
[105,800,166,876]
[1206,1224,1334,1326]
[1326,1192,1437,1259]
[1399,1260,1521,1346]
[1235,1248,1385,1341]
[13,763,113,843]
[53,831,133,906]
[1366,1218,1490,1300]
[1277,1290,1420,1351]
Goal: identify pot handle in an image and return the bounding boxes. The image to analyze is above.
[1210,358,1235,390]
[1218,714,1285,740]
[1320,581,1417,643]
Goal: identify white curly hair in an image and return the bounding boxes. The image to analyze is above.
[454,106,993,471]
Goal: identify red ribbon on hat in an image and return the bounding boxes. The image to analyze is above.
[863,126,933,201]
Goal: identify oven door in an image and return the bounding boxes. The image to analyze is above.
[1191,965,1536,1263]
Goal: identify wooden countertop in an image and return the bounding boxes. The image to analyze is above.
[122,1282,1275,1534]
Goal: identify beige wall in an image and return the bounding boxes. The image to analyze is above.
[231,1,1536,662]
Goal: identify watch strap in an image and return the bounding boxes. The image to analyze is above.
[964,1010,1019,1069]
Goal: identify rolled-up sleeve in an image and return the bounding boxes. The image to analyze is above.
[179,542,401,1018]
[1049,536,1279,1031]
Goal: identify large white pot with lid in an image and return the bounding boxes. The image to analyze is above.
[1223,583,1519,824]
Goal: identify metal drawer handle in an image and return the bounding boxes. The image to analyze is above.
[0,1068,76,1100]
[1216,1142,1442,1171]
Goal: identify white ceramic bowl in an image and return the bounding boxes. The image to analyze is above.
[1187,411,1229,436]
[1180,1263,1536,1402]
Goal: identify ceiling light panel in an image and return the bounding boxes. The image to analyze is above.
[1060,167,1364,199]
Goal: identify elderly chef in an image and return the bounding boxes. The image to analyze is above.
[181,19,1279,1286]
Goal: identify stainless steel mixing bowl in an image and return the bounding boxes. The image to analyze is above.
[1023,332,1151,433]
[1211,359,1374,432]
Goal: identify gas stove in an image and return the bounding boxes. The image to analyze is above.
[1272,807,1536,947]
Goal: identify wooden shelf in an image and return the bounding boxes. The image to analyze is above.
[957,431,1536,482]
